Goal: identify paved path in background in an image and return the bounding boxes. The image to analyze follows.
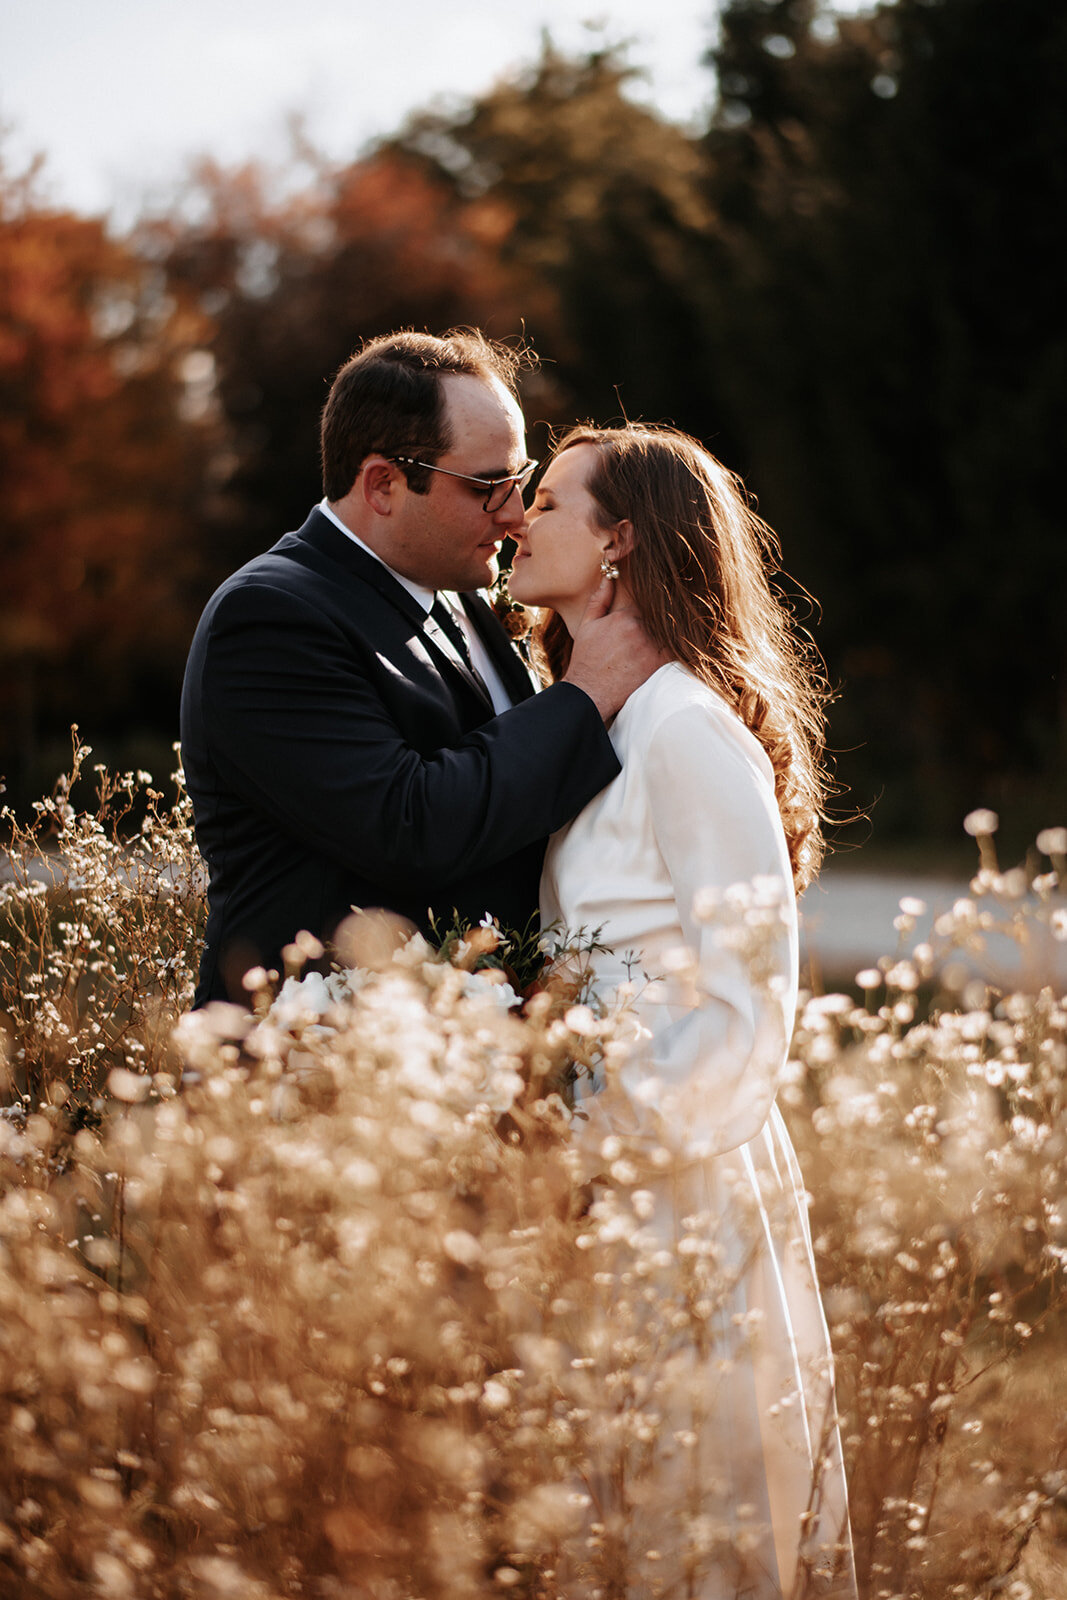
[3,854,1061,991]
[801,870,1065,988]
[800,871,968,974]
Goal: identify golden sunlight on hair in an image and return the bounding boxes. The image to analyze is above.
[538,424,831,891]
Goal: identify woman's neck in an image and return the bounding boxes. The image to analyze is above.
[559,580,635,640]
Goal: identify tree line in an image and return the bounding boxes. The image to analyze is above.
[2,0,1063,859]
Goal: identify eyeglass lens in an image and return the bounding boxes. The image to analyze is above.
[485,464,536,513]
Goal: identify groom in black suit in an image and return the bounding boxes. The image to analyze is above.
[180,329,660,1006]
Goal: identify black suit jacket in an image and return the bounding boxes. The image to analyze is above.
[180,508,621,1004]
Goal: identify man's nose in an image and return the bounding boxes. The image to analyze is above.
[492,483,527,527]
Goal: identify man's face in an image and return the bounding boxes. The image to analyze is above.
[382,373,528,592]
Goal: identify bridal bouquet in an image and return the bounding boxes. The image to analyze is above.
[223,910,616,1121]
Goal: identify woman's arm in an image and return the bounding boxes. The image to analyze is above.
[578,701,798,1167]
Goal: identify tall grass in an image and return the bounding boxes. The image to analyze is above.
[1,754,1065,1597]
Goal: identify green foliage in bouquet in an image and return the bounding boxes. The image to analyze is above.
[427,909,550,998]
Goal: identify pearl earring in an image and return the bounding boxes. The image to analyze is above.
[600,555,620,580]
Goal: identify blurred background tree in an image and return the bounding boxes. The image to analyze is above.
[700,0,1067,850]
[144,146,533,562]
[0,149,211,797]
[390,45,727,448]
[1,0,1063,862]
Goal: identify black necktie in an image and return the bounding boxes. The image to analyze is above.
[429,595,491,699]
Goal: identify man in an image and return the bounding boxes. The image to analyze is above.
[180,329,662,1006]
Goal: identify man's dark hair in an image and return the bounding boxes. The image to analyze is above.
[321,328,529,501]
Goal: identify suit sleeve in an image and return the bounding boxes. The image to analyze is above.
[186,579,620,891]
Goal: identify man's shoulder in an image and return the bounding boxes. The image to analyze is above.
[220,538,313,592]
[190,509,430,660]
[221,508,340,588]
[201,510,376,611]
[194,544,319,635]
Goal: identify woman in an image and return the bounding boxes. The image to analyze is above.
[508,425,857,1598]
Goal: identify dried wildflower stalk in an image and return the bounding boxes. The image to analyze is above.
[1,763,1067,1596]
[788,812,1067,1597]
[0,732,202,1110]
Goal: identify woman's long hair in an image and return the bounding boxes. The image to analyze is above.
[534,424,830,891]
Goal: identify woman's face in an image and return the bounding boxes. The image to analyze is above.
[507,444,613,623]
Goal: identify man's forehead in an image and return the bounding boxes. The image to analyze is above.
[440,372,525,464]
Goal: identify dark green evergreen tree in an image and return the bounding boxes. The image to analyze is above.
[703,0,1067,844]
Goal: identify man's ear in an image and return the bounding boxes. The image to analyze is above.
[606,518,634,561]
[360,456,398,515]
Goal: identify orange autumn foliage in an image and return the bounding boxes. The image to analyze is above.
[0,155,210,788]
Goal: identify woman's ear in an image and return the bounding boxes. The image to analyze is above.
[606,519,634,561]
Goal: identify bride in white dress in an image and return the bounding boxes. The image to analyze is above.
[508,426,857,1598]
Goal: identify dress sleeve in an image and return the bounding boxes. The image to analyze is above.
[576,701,798,1168]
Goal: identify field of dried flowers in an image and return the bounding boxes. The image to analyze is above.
[1,741,1066,1599]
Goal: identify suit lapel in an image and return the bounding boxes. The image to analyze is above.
[292,510,494,711]
[459,592,539,704]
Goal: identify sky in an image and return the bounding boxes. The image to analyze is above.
[1,0,872,224]
[1,0,720,222]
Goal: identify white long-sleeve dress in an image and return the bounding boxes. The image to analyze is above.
[541,663,857,1598]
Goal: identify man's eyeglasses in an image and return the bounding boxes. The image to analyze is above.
[390,455,539,513]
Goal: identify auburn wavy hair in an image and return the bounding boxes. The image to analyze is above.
[533,425,830,891]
